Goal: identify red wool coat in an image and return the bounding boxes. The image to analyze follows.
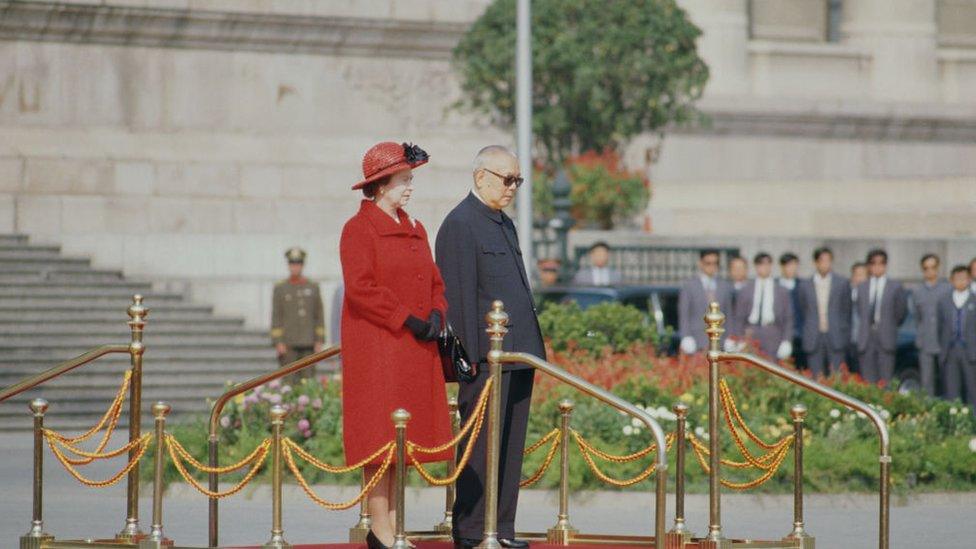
[339,200,453,465]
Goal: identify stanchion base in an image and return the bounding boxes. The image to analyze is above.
[349,522,371,543]
[663,530,693,549]
[699,538,732,549]
[434,520,453,534]
[136,537,175,549]
[545,526,578,545]
[20,533,54,549]
[781,534,815,549]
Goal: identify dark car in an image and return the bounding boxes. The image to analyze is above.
[534,285,681,354]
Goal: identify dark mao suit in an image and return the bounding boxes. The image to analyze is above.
[435,192,545,541]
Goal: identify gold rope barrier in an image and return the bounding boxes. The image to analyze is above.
[46,370,131,446]
[519,428,561,488]
[572,430,675,488]
[283,442,395,510]
[168,434,271,475]
[285,438,394,475]
[408,378,493,486]
[46,432,152,488]
[167,434,270,499]
[688,432,793,490]
[720,379,783,450]
[718,379,794,470]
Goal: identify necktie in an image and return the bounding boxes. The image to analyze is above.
[757,280,765,325]
[870,279,881,326]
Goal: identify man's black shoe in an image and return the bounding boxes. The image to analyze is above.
[499,539,530,548]
[453,537,481,549]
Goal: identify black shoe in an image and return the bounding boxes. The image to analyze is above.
[499,539,529,548]
[453,537,481,549]
[367,530,393,549]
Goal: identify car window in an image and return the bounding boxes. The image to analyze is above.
[658,293,679,330]
[621,295,651,313]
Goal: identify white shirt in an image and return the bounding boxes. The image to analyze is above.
[953,290,970,309]
[592,266,611,286]
[779,278,796,291]
[699,274,717,298]
[868,276,887,324]
[813,272,832,332]
[748,277,776,326]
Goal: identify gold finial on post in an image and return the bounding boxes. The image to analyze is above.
[547,399,577,544]
[264,405,290,549]
[784,404,813,548]
[392,409,411,549]
[667,403,693,545]
[22,399,54,549]
[705,302,725,354]
[120,295,150,541]
[140,403,173,549]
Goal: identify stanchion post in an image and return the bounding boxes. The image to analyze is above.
[263,405,290,549]
[20,399,54,549]
[478,301,507,549]
[119,294,148,541]
[208,435,219,547]
[702,302,730,549]
[783,404,813,548]
[392,409,411,549]
[435,396,460,534]
[547,399,577,545]
[139,402,173,549]
[665,402,693,548]
[880,453,890,549]
[349,472,372,542]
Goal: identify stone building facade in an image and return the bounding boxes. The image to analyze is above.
[0,0,973,329]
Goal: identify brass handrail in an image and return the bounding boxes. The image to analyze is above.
[494,351,668,549]
[0,345,129,403]
[207,344,341,547]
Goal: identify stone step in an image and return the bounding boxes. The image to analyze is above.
[0,307,214,321]
[0,347,276,361]
[0,333,270,347]
[0,246,62,258]
[0,234,28,245]
[0,256,91,270]
[0,320,247,335]
[0,270,125,283]
[0,284,155,297]
[0,362,293,386]
[0,295,185,309]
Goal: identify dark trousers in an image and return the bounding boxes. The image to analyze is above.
[806,333,845,378]
[277,345,315,384]
[453,368,535,540]
[918,351,940,397]
[859,329,894,384]
[943,345,976,408]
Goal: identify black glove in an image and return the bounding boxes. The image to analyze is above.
[404,315,432,340]
[427,310,443,338]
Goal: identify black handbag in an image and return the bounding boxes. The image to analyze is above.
[437,322,477,383]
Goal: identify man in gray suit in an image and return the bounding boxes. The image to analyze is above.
[572,241,622,286]
[936,265,976,409]
[678,249,733,354]
[798,247,851,377]
[856,249,908,385]
[914,253,950,396]
[731,252,794,360]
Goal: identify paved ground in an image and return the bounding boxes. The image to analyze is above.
[1,432,972,548]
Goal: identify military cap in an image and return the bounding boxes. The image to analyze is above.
[285,247,307,263]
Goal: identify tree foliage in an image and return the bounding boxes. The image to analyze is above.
[453,0,709,163]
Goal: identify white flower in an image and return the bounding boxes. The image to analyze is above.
[659,410,678,422]
[623,425,634,436]
[969,437,976,453]
[830,423,840,431]
[963,407,970,415]
[880,409,891,420]
[694,426,705,438]
[829,409,841,419]
[645,407,659,419]
[950,407,959,415]
[636,403,646,411]
[856,411,867,419]
[631,417,642,428]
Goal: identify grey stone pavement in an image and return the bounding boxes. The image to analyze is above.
[1,432,973,548]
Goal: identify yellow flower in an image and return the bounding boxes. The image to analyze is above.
[234,394,245,405]
[679,393,694,403]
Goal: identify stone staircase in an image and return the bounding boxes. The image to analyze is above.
[0,233,278,431]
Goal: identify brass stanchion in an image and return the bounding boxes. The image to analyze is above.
[20,399,54,549]
[119,294,148,541]
[208,435,219,547]
[392,409,411,549]
[349,472,372,542]
[546,399,577,545]
[263,405,290,549]
[139,402,173,549]
[702,303,730,549]
[435,396,460,534]
[665,402,693,548]
[783,404,814,548]
[478,301,507,549]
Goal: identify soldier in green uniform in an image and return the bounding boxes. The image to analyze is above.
[271,247,325,382]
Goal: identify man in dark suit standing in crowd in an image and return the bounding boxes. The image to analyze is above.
[436,145,542,549]
[936,265,976,410]
[848,262,868,372]
[728,255,749,307]
[731,252,794,360]
[914,253,950,396]
[779,252,803,344]
[678,249,733,354]
[572,241,622,286]
[856,249,908,385]
[798,247,851,377]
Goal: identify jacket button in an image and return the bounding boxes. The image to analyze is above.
[416,274,422,280]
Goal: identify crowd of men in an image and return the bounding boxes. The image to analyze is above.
[679,248,976,410]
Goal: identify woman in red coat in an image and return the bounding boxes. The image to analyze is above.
[340,141,453,549]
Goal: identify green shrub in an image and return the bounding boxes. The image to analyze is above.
[537,300,660,355]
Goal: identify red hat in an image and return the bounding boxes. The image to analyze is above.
[352,141,429,190]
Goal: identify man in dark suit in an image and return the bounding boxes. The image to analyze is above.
[730,252,794,359]
[856,249,908,385]
[914,253,950,396]
[847,262,868,372]
[572,241,623,286]
[778,252,804,343]
[435,145,542,549]
[728,255,749,305]
[798,247,852,377]
[936,265,976,409]
[678,249,733,354]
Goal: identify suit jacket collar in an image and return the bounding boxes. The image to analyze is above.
[465,191,504,224]
[359,200,420,238]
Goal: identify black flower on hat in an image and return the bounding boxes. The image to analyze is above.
[402,143,429,164]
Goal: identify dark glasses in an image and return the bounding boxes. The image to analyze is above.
[483,168,524,188]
